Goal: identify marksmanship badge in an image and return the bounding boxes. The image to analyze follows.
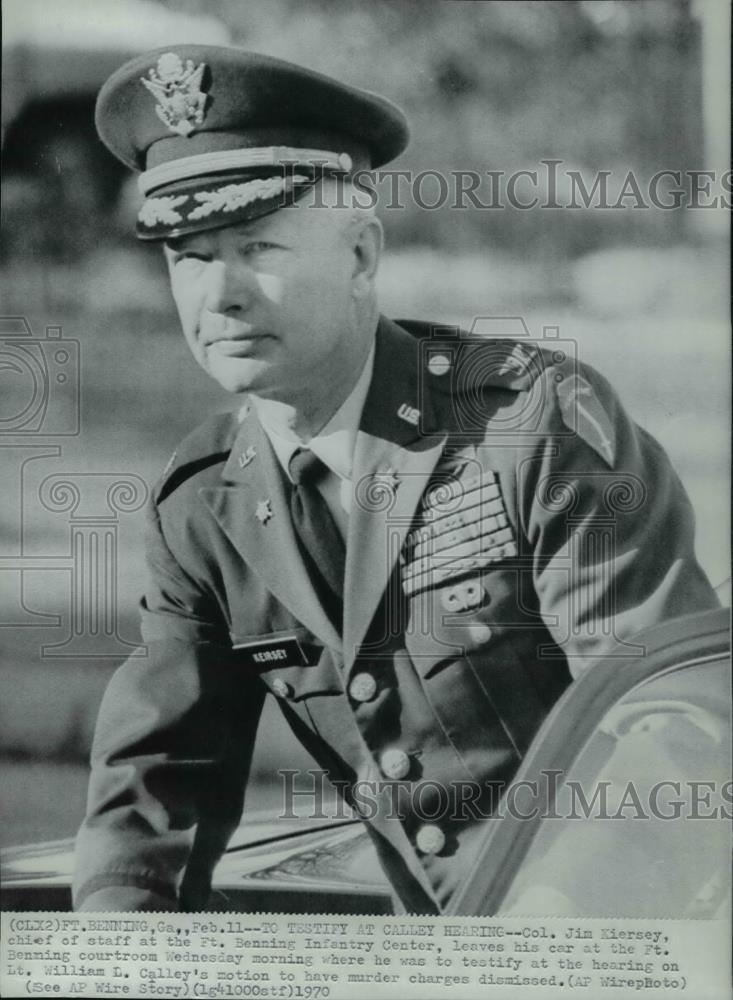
[141,53,207,137]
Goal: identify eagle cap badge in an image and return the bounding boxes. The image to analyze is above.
[141,53,207,137]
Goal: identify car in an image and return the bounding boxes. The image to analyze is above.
[2,606,729,916]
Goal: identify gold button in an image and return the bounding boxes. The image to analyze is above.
[349,672,377,703]
[415,824,445,855]
[379,748,411,779]
[468,623,492,644]
[271,677,291,698]
[428,353,451,376]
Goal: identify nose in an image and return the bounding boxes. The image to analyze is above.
[203,259,253,317]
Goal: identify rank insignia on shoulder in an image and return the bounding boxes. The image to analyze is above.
[555,373,616,467]
[498,341,535,377]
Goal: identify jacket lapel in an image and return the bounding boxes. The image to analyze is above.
[343,318,448,671]
[199,409,342,652]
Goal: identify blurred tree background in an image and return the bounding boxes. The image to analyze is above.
[1,0,714,261]
[181,0,705,254]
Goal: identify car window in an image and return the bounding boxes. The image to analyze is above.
[498,654,730,917]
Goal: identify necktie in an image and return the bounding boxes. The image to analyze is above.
[288,448,346,621]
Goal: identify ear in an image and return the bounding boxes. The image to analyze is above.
[350,217,383,298]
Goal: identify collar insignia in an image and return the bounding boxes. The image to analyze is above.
[255,499,273,524]
[397,403,420,426]
[374,467,400,492]
[238,446,257,469]
[141,53,207,137]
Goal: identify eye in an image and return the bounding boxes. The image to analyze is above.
[172,250,211,264]
[238,241,280,256]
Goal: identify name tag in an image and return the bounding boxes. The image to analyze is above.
[233,635,308,669]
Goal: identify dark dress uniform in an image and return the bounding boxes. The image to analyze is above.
[73,315,718,913]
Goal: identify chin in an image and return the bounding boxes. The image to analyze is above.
[207,355,277,396]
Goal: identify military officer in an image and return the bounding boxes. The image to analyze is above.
[73,45,718,913]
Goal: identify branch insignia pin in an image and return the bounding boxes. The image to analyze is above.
[238,446,257,469]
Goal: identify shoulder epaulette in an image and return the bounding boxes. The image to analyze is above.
[398,316,618,465]
[396,317,558,393]
[154,411,238,505]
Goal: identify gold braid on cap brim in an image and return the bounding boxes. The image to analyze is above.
[138,174,310,229]
[138,147,352,195]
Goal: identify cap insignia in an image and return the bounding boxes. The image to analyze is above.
[141,53,207,137]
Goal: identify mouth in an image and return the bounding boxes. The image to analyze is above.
[205,329,272,358]
[207,334,268,358]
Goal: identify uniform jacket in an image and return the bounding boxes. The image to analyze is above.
[73,316,718,913]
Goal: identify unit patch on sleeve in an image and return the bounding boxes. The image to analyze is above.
[555,372,616,467]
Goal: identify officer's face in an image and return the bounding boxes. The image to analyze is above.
[163,191,379,401]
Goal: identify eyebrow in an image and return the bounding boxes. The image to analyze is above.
[164,220,278,253]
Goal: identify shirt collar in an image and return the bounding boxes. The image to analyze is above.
[252,341,376,482]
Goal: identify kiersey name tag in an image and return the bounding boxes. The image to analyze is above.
[232,635,309,668]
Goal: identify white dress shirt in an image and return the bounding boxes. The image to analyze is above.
[251,343,376,540]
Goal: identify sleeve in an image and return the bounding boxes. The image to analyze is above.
[73,496,266,911]
[515,362,719,677]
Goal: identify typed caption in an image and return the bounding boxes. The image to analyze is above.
[2,913,730,1000]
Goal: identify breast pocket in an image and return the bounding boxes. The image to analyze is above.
[404,574,495,677]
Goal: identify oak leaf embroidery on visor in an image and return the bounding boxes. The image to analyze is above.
[187,175,310,220]
[138,194,188,227]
